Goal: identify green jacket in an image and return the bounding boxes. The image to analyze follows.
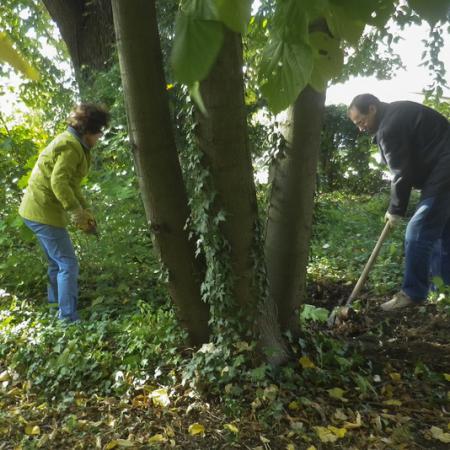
[19,130,91,228]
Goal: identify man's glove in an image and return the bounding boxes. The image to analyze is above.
[70,208,97,233]
[384,211,402,228]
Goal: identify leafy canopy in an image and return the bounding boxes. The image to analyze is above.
[171,0,450,113]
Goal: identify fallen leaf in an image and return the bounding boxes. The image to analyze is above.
[0,370,11,382]
[443,373,450,382]
[24,425,40,436]
[344,412,362,429]
[224,423,239,434]
[328,388,347,401]
[149,388,170,407]
[299,356,316,369]
[288,401,300,411]
[430,426,450,443]
[306,447,317,450]
[286,444,295,450]
[389,372,401,382]
[116,440,134,448]
[149,434,166,443]
[188,423,205,436]
[105,441,118,450]
[383,399,402,406]
[313,426,339,443]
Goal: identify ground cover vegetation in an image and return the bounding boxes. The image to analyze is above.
[1,0,450,448]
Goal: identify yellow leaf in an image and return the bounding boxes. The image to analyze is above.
[328,426,347,438]
[383,399,402,406]
[105,441,118,450]
[0,370,11,382]
[299,356,316,369]
[149,388,170,407]
[288,401,300,411]
[188,423,205,436]
[328,387,347,401]
[24,425,40,436]
[430,426,450,443]
[306,447,317,450]
[224,423,239,434]
[313,426,338,443]
[389,372,401,382]
[116,439,135,447]
[443,373,450,382]
[0,33,40,80]
[166,84,174,90]
[149,434,166,443]
[314,425,347,442]
[286,444,295,450]
[343,412,362,429]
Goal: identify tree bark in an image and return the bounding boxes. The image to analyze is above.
[42,0,115,83]
[195,29,258,313]
[265,86,326,335]
[111,0,210,346]
[195,29,288,364]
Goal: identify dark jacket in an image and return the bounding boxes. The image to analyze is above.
[374,101,450,216]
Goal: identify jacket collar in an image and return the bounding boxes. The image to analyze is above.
[67,126,90,151]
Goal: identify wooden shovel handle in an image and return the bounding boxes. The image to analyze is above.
[346,221,392,305]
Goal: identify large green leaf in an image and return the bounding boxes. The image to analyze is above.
[215,0,252,34]
[0,32,40,80]
[273,0,310,44]
[171,14,224,85]
[182,0,219,20]
[309,32,343,92]
[408,0,450,26]
[259,38,314,113]
[326,5,365,46]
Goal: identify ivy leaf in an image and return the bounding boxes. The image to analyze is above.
[259,38,313,114]
[215,0,252,34]
[408,0,450,27]
[171,14,224,85]
[0,32,40,80]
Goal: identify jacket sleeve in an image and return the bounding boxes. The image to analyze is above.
[378,132,412,216]
[50,144,83,211]
[74,183,89,209]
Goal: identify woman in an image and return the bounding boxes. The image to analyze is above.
[19,103,110,322]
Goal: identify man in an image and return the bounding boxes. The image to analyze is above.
[347,94,450,310]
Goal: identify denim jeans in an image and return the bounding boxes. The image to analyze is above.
[403,193,450,301]
[23,219,79,321]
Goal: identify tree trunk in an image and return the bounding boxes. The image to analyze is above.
[265,86,326,335]
[42,0,115,84]
[195,29,258,313]
[195,29,288,364]
[111,0,210,346]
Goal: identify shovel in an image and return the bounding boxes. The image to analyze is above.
[327,221,392,327]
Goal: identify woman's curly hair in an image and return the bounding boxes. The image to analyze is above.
[67,103,110,135]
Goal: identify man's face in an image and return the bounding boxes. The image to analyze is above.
[348,105,378,134]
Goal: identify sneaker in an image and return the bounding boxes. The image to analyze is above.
[380,291,418,311]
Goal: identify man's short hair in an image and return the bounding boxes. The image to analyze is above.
[67,103,110,135]
[348,94,381,114]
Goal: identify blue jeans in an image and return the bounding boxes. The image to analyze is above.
[403,193,450,301]
[23,219,79,321]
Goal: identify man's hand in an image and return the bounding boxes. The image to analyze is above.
[70,208,97,233]
[384,211,402,228]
